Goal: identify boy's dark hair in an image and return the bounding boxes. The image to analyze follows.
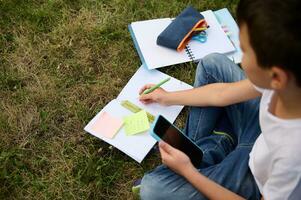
[237,0,301,86]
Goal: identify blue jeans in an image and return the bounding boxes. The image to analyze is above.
[140,53,261,200]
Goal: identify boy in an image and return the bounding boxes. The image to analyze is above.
[136,0,301,199]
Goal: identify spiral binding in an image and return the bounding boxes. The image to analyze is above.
[185,45,196,62]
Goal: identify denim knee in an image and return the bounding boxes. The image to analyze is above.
[194,53,231,87]
[140,170,198,200]
[140,173,165,200]
[201,53,230,71]
[194,53,244,87]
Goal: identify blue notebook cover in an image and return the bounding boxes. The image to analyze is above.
[128,24,148,69]
[214,8,242,64]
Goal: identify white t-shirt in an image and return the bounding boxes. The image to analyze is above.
[249,88,301,200]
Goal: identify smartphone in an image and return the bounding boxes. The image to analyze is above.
[150,115,203,168]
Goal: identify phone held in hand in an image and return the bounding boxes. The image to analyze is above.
[150,115,203,168]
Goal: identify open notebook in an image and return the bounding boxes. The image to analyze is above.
[129,10,235,70]
[84,65,193,163]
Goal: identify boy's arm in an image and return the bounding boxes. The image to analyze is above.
[140,79,261,107]
[167,79,261,106]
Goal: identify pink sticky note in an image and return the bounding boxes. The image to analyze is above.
[91,111,123,139]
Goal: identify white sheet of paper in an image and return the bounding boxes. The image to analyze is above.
[131,18,190,70]
[85,99,156,163]
[188,10,235,60]
[84,65,193,163]
[117,65,193,122]
[130,10,235,69]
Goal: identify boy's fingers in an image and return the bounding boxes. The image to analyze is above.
[138,85,149,94]
[139,84,156,95]
[139,93,152,101]
[159,141,173,154]
[139,94,148,101]
[159,142,169,162]
[158,143,164,155]
[140,99,153,105]
[139,88,145,95]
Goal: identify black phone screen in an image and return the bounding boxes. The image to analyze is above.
[154,116,203,168]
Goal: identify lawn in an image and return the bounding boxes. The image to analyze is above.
[0,0,238,199]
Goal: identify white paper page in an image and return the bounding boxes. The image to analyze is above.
[84,66,193,163]
[84,99,157,163]
[188,10,235,60]
[131,18,190,70]
[117,65,193,122]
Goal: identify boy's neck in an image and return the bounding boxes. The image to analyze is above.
[274,86,301,119]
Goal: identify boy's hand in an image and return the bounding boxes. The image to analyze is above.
[139,84,169,105]
[158,141,195,177]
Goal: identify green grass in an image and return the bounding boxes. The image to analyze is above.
[0,0,238,199]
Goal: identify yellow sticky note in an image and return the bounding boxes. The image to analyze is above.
[123,110,150,136]
[91,111,123,139]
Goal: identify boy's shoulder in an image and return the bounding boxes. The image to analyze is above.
[275,131,301,164]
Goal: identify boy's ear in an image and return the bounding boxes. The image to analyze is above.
[270,66,288,90]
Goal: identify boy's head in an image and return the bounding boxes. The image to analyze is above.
[236,0,301,89]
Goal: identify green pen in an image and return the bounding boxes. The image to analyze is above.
[142,77,171,95]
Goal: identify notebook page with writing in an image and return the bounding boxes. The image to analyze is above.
[117,65,193,121]
[187,10,235,60]
[84,65,192,163]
